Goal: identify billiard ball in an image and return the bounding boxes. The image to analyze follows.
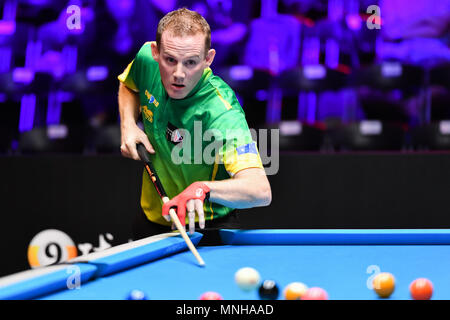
[283,282,308,300]
[410,278,433,300]
[301,287,329,300]
[127,289,147,300]
[258,280,279,300]
[235,267,261,291]
[199,291,223,300]
[373,272,395,298]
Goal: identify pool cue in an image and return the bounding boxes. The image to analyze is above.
[136,143,205,267]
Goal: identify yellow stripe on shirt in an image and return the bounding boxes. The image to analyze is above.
[215,89,233,110]
[118,60,139,92]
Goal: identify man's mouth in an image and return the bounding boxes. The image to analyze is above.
[172,83,185,89]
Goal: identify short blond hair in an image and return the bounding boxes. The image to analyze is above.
[156,8,211,56]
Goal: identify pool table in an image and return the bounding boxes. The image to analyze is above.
[1,229,450,300]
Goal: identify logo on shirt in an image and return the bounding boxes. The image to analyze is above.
[236,142,258,155]
[145,90,159,107]
[166,122,184,145]
[141,105,153,123]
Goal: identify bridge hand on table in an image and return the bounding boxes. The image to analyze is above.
[162,182,210,235]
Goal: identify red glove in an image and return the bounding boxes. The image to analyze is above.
[162,182,210,226]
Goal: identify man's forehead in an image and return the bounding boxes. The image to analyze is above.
[160,32,205,56]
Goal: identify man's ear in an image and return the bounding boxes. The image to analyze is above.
[205,48,216,67]
[151,42,160,62]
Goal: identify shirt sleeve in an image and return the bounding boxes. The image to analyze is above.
[118,59,139,92]
[117,41,156,92]
[208,108,264,177]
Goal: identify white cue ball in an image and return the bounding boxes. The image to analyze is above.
[235,267,261,291]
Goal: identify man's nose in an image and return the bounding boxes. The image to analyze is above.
[173,63,185,81]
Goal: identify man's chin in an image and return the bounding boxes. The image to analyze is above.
[168,90,187,100]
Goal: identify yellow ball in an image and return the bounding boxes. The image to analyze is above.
[283,282,308,300]
[373,272,395,298]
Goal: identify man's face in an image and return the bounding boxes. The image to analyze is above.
[151,32,215,99]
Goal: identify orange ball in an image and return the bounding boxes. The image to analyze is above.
[373,272,395,298]
[283,282,308,300]
[410,278,433,300]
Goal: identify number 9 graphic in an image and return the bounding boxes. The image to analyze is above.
[27,229,78,268]
[366,265,381,290]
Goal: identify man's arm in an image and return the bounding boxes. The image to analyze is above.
[204,167,272,209]
[162,167,271,234]
[118,82,155,160]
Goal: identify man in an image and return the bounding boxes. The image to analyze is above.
[117,8,271,242]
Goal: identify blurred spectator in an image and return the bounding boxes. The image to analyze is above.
[104,0,251,64]
[36,1,96,78]
[176,0,253,67]
[276,0,363,125]
[105,0,170,56]
[280,0,328,20]
[378,0,450,67]
[358,0,450,126]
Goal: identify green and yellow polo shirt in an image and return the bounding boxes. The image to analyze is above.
[118,42,263,226]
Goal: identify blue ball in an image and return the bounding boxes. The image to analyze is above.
[127,289,148,300]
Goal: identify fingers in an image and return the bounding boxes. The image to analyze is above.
[129,143,141,161]
[120,142,132,159]
[120,125,155,160]
[121,140,155,160]
[163,212,171,222]
[163,198,206,235]
[141,139,155,154]
[187,199,205,235]
[120,141,140,160]
[195,199,205,230]
[187,200,196,235]
[161,198,174,220]
[164,199,205,235]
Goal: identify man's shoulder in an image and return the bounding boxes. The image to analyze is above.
[136,41,157,64]
[206,73,234,95]
[195,73,248,128]
[131,41,160,89]
[200,73,240,111]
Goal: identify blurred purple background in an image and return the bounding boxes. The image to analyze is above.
[0,0,449,153]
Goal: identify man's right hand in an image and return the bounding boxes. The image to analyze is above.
[120,123,155,160]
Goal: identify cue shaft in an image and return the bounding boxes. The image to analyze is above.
[162,197,205,266]
[137,143,205,267]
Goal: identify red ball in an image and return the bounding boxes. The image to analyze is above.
[301,287,329,300]
[410,278,433,300]
[199,291,223,300]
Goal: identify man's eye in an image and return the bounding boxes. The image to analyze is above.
[186,60,197,66]
[166,57,176,63]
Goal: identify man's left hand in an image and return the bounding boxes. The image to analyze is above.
[162,182,210,234]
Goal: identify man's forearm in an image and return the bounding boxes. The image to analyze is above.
[203,169,272,209]
[118,82,141,128]
[118,82,155,158]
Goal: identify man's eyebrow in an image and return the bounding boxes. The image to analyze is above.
[185,55,201,60]
[163,53,200,60]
